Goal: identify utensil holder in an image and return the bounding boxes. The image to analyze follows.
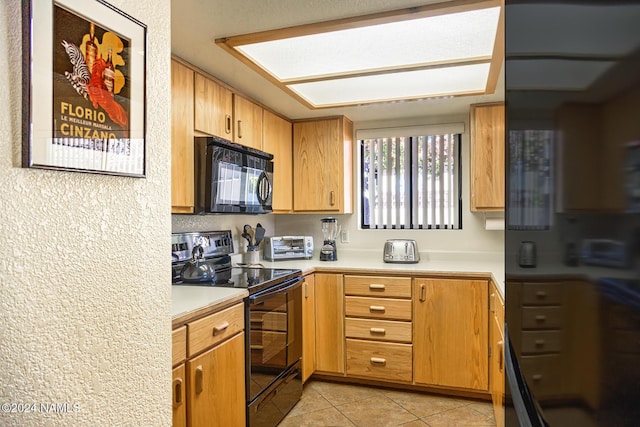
[245,246,260,265]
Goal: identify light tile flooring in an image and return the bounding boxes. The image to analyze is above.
[280,380,496,427]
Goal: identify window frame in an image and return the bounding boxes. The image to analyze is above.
[359,133,463,230]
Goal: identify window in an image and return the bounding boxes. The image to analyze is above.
[507,130,554,230]
[360,127,462,230]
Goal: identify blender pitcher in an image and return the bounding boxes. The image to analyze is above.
[320,217,339,261]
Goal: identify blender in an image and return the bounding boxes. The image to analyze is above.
[320,217,340,261]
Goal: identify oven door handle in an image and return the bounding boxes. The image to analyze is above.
[249,277,302,305]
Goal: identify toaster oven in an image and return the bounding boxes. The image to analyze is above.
[264,236,314,261]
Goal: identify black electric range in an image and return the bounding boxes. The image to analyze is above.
[171,230,302,294]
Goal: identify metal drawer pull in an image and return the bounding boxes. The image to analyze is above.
[535,291,547,298]
[370,327,386,335]
[173,378,183,406]
[369,306,385,312]
[369,284,386,290]
[535,339,546,346]
[250,345,264,350]
[532,374,543,381]
[212,322,229,335]
[497,340,504,372]
[195,366,204,394]
[535,315,547,322]
[370,357,386,365]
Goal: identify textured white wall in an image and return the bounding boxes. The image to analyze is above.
[0,1,172,426]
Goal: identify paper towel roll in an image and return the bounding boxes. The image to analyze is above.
[485,217,504,230]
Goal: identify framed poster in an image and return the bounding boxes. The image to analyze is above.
[22,0,147,177]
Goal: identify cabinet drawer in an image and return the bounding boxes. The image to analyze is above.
[520,331,563,354]
[521,307,563,329]
[345,296,412,321]
[346,339,412,382]
[188,303,244,356]
[345,318,412,343]
[520,355,563,398]
[614,330,640,354]
[172,326,187,367]
[344,276,412,298]
[522,284,563,306]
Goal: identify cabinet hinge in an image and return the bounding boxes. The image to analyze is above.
[488,346,492,358]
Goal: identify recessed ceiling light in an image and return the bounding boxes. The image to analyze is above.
[217,0,504,109]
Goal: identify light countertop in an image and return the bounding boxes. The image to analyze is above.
[172,286,247,328]
[238,249,505,297]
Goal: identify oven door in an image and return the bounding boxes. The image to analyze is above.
[248,277,302,403]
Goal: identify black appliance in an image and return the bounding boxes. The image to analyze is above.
[506,1,640,426]
[172,231,303,427]
[194,136,273,214]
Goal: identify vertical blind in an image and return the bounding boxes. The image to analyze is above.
[361,132,461,229]
[508,130,553,230]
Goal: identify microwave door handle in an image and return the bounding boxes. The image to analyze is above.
[256,171,271,205]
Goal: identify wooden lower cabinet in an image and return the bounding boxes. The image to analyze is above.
[172,301,246,427]
[314,273,345,374]
[413,278,489,391]
[172,364,187,427]
[187,332,246,427]
[490,285,505,427]
[302,274,316,382]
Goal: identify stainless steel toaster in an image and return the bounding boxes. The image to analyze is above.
[383,239,420,263]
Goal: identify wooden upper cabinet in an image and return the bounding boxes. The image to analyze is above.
[555,103,604,212]
[470,103,505,211]
[413,278,489,391]
[293,117,353,213]
[263,110,293,212]
[194,73,233,138]
[233,95,263,150]
[171,60,195,214]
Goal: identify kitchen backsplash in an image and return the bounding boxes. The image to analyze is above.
[172,214,276,255]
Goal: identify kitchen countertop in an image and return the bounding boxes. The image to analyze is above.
[172,286,247,328]
[240,249,505,297]
[171,249,505,328]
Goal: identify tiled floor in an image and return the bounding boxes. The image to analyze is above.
[280,380,496,427]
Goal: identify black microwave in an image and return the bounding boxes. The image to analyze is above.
[194,136,273,214]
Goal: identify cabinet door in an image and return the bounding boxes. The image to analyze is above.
[414,278,489,390]
[293,118,347,212]
[314,273,345,374]
[171,60,195,214]
[470,103,504,211]
[263,110,293,212]
[234,95,263,150]
[491,312,505,427]
[555,104,603,211]
[187,333,246,427]
[302,274,316,382]
[194,73,233,138]
[172,364,186,427]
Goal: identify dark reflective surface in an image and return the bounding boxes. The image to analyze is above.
[506,1,640,425]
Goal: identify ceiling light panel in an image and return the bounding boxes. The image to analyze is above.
[288,63,491,107]
[236,7,500,81]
